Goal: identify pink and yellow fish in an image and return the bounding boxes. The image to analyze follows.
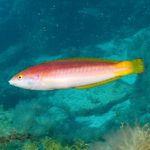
[9,58,144,90]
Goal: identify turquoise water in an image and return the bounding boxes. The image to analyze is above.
[0,0,150,149]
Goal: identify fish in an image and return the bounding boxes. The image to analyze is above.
[9,58,144,90]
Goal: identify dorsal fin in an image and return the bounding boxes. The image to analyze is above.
[53,57,118,63]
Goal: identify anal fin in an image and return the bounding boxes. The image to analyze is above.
[76,76,122,89]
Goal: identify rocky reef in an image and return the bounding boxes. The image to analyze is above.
[0,0,150,149]
[0,27,149,149]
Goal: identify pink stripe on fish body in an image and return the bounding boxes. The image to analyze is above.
[38,60,114,76]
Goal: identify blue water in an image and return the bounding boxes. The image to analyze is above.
[0,0,150,149]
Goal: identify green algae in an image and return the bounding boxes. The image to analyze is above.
[22,141,39,150]
[0,135,89,150]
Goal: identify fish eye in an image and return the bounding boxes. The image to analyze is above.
[18,75,23,80]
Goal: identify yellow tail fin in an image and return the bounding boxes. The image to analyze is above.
[116,58,144,76]
[131,59,144,74]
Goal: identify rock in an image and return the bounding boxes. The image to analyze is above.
[50,82,132,114]
[140,114,150,125]
[75,111,115,128]
[0,106,13,136]
[36,107,68,128]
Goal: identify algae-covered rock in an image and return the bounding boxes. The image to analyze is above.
[0,105,14,136]
[36,107,68,130]
[9,26,149,142]
[41,137,63,150]
[22,141,39,150]
[50,81,132,114]
[76,111,115,129]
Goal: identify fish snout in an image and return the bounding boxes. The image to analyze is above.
[9,79,15,85]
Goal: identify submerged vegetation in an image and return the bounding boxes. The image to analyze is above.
[0,125,149,150]
[89,124,150,150]
[0,134,89,150]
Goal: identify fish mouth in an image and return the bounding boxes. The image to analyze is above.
[9,79,15,85]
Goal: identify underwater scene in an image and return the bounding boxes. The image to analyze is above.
[0,0,150,149]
